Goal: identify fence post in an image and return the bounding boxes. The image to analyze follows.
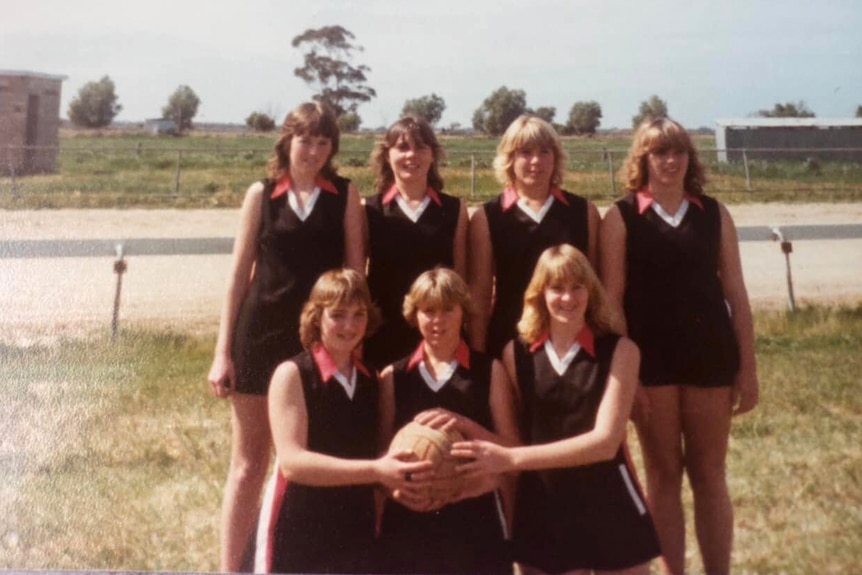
[742,149,752,192]
[470,153,476,200]
[111,243,127,341]
[174,149,183,195]
[605,149,616,198]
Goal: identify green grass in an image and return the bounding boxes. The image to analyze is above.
[0,306,860,572]
[2,131,861,209]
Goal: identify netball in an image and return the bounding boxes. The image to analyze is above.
[388,421,466,501]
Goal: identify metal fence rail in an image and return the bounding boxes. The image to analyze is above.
[4,145,862,201]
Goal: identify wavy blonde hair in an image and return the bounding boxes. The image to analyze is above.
[299,269,380,350]
[517,245,620,344]
[370,115,445,194]
[493,115,566,189]
[266,101,340,182]
[620,117,706,195]
[402,267,475,328]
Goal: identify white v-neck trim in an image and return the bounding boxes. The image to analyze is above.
[651,198,689,228]
[287,186,321,221]
[544,339,581,376]
[418,359,457,393]
[332,367,357,400]
[396,194,431,223]
[516,194,554,223]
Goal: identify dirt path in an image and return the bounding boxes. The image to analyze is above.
[2,203,861,346]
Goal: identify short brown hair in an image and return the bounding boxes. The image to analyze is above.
[493,115,566,189]
[402,267,474,328]
[621,117,706,195]
[267,101,340,182]
[370,115,445,194]
[299,269,380,349]
[517,245,620,344]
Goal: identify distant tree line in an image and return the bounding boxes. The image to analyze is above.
[67,26,861,135]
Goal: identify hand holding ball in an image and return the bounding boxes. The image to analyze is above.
[388,421,465,503]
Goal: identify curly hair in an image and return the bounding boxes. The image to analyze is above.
[299,269,381,350]
[493,115,567,190]
[517,245,621,344]
[266,101,340,182]
[620,117,706,195]
[370,115,445,194]
[402,267,475,328]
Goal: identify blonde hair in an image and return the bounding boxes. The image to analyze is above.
[267,101,341,182]
[493,115,566,189]
[370,115,445,194]
[621,117,706,195]
[517,245,620,344]
[402,267,475,328]
[299,269,380,349]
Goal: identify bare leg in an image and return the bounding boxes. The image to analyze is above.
[681,386,733,575]
[220,393,272,571]
[635,386,685,575]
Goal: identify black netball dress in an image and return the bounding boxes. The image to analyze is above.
[484,187,589,358]
[616,190,740,386]
[512,330,661,573]
[231,175,350,395]
[254,347,379,574]
[377,341,511,575]
[364,186,461,367]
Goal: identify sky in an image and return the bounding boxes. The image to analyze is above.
[2,0,861,130]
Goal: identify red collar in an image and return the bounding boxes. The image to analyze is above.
[381,184,442,207]
[406,340,471,371]
[271,175,338,199]
[636,188,703,215]
[311,344,371,381]
[529,325,595,357]
[501,186,569,211]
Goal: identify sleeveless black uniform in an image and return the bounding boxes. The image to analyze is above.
[512,334,660,573]
[232,176,350,395]
[484,189,589,358]
[377,345,512,575]
[617,193,740,386]
[255,349,379,574]
[364,190,461,367]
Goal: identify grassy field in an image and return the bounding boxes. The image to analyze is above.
[2,130,862,209]
[0,305,860,573]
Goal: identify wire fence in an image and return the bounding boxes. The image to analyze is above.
[3,144,862,206]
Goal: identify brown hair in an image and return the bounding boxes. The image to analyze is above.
[299,269,380,349]
[493,115,566,189]
[402,267,474,328]
[370,115,445,194]
[621,117,706,195]
[517,244,620,344]
[266,101,340,182]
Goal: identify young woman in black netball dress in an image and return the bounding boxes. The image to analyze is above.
[206,102,366,571]
[364,116,468,367]
[453,245,660,575]
[468,115,600,358]
[600,118,758,575]
[376,268,519,575]
[254,269,430,574]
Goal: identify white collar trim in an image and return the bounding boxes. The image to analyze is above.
[544,339,581,376]
[395,194,431,223]
[332,367,357,400]
[287,186,321,221]
[516,194,554,223]
[650,197,689,228]
[418,359,457,393]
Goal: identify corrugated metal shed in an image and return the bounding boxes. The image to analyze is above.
[715,117,862,162]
